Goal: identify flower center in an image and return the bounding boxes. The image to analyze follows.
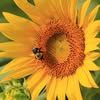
[38,18,85,77]
[46,33,70,64]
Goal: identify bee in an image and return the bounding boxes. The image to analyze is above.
[32,48,43,60]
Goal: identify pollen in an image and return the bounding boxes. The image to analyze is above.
[38,18,85,77]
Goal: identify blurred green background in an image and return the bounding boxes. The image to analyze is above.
[0,0,100,100]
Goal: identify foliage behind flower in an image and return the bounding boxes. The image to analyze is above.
[0,79,31,100]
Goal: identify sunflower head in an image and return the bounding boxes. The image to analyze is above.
[0,0,100,100]
[37,18,85,77]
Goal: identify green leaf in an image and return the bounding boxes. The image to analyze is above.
[0,58,12,66]
[0,93,5,100]
[37,93,46,100]
[14,93,30,100]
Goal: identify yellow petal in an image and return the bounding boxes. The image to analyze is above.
[0,51,30,58]
[3,12,39,38]
[0,42,31,52]
[0,66,33,83]
[85,21,100,35]
[83,67,98,88]
[78,0,91,27]
[55,77,68,100]
[66,75,82,100]
[59,0,69,18]
[73,75,83,100]
[76,67,98,88]
[0,41,32,58]
[59,0,71,19]
[34,0,59,19]
[47,77,56,100]
[0,23,25,41]
[76,67,92,87]
[69,0,77,23]
[66,76,76,100]
[27,68,45,90]
[84,57,100,71]
[14,0,47,25]
[85,32,98,41]
[83,5,100,28]
[85,38,100,53]
[0,23,39,45]
[50,0,63,17]
[86,52,100,60]
[3,12,38,30]
[32,74,51,100]
[50,0,69,18]
[0,57,33,74]
[34,0,69,19]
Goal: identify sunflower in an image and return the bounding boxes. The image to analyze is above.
[0,0,100,100]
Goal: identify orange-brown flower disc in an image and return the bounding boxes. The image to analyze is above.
[38,18,85,77]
